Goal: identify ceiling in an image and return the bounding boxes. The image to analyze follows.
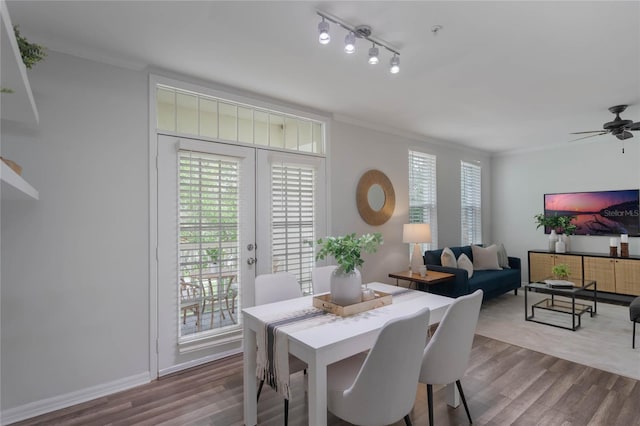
[7,1,640,154]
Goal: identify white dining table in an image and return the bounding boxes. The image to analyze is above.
[242,282,458,425]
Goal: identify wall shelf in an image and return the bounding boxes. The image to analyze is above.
[1,161,38,200]
[1,0,39,125]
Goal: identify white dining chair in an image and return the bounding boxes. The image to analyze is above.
[254,272,306,426]
[326,306,431,426]
[311,265,336,294]
[255,271,302,305]
[419,289,483,426]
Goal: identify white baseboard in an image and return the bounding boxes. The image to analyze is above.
[1,372,150,425]
[158,347,241,377]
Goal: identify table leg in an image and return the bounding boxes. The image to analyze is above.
[243,324,257,426]
[593,281,597,315]
[307,357,327,425]
[572,295,576,330]
[524,286,528,320]
[445,382,460,408]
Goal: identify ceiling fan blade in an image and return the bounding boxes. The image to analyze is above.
[628,122,640,131]
[616,131,633,140]
[570,130,608,135]
[569,133,607,142]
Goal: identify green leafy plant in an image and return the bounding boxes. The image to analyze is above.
[1,88,14,94]
[314,233,383,274]
[552,263,570,279]
[14,25,46,69]
[534,213,577,235]
[205,248,221,265]
[557,215,577,236]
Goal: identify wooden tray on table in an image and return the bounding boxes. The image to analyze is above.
[313,291,392,317]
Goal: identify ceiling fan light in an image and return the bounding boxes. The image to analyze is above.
[344,32,356,54]
[390,54,400,74]
[318,20,330,45]
[368,46,379,65]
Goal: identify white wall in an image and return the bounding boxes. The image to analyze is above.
[329,119,493,285]
[492,140,640,281]
[1,52,149,412]
[1,49,495,418]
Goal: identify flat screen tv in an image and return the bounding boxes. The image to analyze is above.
[544,189,640,236]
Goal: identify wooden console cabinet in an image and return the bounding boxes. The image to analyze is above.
[528,252,583,283]
[529,250,640,296]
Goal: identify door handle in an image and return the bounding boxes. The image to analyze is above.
[247,257,256,265]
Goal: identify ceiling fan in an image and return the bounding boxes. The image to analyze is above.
[570,105,640,142]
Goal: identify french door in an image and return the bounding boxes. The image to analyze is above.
[157,135,255,373]
[156,135,325,374]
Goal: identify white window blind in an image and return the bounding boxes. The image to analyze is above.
[178,150,240,334]
[271,162,316,294]
[461,161,482,245]
[408,150,438,250]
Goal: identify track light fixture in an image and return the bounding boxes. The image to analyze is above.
[316,11,401,74]
[318,17,330,45]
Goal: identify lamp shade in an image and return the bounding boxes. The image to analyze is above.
[403,223,432,243]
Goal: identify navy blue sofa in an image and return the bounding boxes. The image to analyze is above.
[421,245,521,300]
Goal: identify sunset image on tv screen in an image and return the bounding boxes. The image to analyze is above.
[544,189,640,236]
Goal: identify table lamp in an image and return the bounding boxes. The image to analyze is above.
[403,223,432,273]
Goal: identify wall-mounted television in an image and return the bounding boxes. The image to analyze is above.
[544,189,640,236]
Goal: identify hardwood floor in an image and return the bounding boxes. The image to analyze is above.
[12,335,640,426]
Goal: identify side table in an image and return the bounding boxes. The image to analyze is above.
[389,270,455,290]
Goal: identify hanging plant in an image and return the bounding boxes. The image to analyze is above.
[14,25,46,69]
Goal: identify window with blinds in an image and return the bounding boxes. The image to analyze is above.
[271,162,316,294]
[461,161,482,245]
[178,150,240,335]
[408,150,438,250]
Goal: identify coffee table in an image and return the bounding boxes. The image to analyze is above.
[524,278,597,331]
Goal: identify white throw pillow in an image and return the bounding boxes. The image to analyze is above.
[471,245,502,270]
[457,253,474,278]
[441,247,457,268]
[494,243,510,269]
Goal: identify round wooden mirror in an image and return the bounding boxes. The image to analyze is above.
[356,169,395,226]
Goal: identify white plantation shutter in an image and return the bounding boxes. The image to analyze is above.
[178,149,240,291]
[408,150,438,250]
[461,161,482,245]
[271,162,316,294]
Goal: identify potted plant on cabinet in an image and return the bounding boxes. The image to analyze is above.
[534,213,577,252]
[551,263,570,280]
[314,233,383,305]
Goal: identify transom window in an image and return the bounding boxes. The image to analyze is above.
[157,85,325,155]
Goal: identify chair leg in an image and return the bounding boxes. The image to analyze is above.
[456,380,473,424]
[284,398,289,426]
[404,414,413,426]
[634,321,637,349]
[514,289,518,296]
[257,379,264,402]
[427,384,434,426]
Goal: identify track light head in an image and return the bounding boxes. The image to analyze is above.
[368,45,379,65]
[318,19,330,45]
[344,32,356,54]
[390,54,400,74]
